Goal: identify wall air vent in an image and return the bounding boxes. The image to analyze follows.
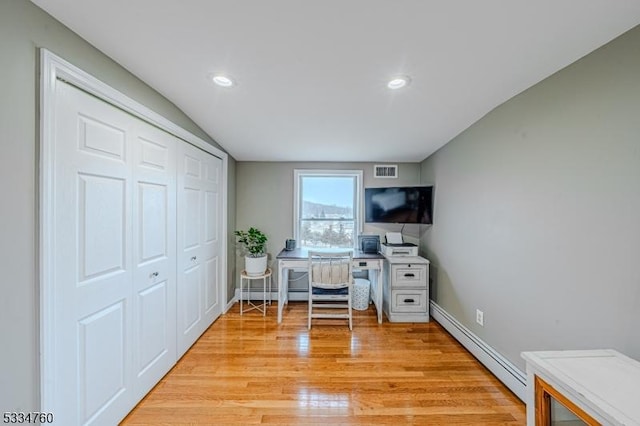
[374,164,398,178]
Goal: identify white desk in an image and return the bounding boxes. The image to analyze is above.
[276,248,385,324]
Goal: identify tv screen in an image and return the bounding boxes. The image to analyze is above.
[365,186,433,224]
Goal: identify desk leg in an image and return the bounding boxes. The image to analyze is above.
[370,261,383,324]
[277,263,289,324]
[377,260,384,324]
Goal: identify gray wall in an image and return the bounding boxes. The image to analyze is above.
[420,25,640,371]
[0,0,236,411]
[235,162,423,287]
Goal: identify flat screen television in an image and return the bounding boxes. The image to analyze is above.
[365,186,433,224]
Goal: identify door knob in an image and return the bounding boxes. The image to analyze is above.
[150,271,159,278]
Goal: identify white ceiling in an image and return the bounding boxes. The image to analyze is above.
[32,0,640,162]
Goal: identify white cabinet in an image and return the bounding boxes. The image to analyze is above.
[382,256,430,322]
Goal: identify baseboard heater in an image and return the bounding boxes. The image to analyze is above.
[430,301,526,401]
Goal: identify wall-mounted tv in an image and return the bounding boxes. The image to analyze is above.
[365,186,433,224]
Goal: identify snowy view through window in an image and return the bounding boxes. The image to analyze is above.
[300,176,356,249]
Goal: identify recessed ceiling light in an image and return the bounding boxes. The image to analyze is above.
[387,76,411,90]
[211,74,235,88]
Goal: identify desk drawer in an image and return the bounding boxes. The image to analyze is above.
[353,260,379,270]
[392,264,427,287]
[392,289,427,313]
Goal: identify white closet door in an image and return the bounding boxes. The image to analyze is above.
[54,82,135,425]
[53,81,181,425]
[201,150,223,324]
[176,142,223,357]
[45,54,227,423]
[131,124,177,400]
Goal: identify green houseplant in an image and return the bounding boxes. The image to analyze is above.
[235,227,268,276]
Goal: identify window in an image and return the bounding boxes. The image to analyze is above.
[294,170,363,249]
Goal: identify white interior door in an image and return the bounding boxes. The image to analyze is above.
[131,124,177,400]
[54,82,135,425]
[176,142,223,357]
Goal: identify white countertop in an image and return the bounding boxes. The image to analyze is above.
[522,349,640,426]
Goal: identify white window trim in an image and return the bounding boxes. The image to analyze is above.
[293,169,364,249]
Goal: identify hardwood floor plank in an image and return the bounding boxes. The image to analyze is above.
[121,302,525,425]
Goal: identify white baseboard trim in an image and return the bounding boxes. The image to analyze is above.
[430,301,526,401]
[224,296,237,314]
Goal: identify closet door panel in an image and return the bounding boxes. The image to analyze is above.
[182,264,202,331]
[177,143,222,357]
[137,182,167,262]
[183,188,202,249]
[54,81,134,426]
[78,174,127,280]
[136,280,168,368]
[204,257,219,312]
[78,301,126,422]
[204,190,218,243]
[202,155,223,322]
[204,189,219,314]
[177,143,204,356]
[132,125,177,399]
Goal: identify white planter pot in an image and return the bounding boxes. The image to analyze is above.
[245,255,267,276]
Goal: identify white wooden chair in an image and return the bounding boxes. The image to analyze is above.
[307,251,353,330]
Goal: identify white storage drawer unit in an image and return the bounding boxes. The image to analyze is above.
[392,289,428,312]
[383,256,430,322]
[392,264,427,287]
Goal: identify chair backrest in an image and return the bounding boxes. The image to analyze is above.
[308,251,353,289]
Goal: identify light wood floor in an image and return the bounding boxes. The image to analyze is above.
[122,302,525,425]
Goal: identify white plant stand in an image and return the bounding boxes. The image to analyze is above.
[240,268,272,316]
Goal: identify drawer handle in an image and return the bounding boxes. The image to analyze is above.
[404,273,415,278]
[404,298,415,303]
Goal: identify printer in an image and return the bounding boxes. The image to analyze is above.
[380,232,418,257]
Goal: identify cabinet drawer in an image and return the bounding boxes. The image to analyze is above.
[392,289,427,313]
[392,264,427,287]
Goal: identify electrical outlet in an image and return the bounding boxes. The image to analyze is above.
[476,309,484,326]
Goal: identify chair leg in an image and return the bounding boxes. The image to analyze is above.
[308,297,312,330]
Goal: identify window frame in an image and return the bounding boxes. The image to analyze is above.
[293,169,364,250]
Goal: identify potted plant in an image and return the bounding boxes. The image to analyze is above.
[234,227,268,276]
